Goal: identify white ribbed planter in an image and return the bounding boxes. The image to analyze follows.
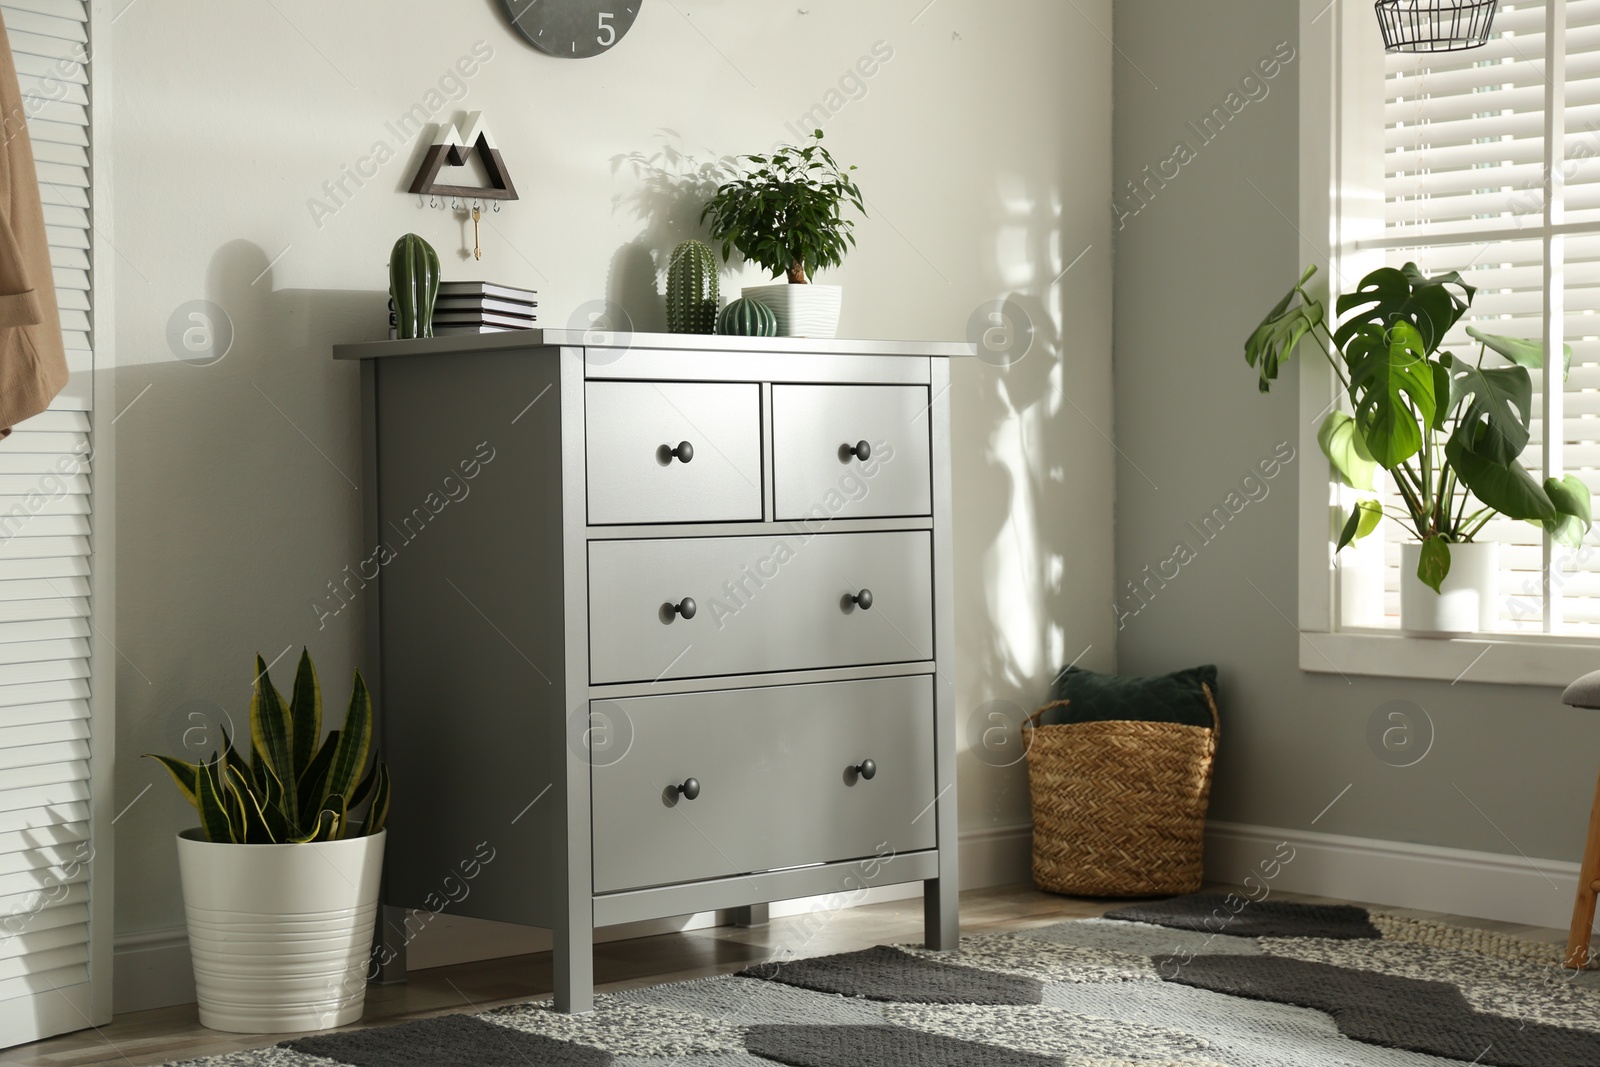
[177,829,385,1034]
[742,283,842,338]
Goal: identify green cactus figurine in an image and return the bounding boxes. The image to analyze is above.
[717,297,778,337]
[665,239,719,335]
[389,233,440,339]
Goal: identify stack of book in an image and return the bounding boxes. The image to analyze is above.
[389,281,538,337]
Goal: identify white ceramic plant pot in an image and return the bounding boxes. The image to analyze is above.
[1400,541,1498,635]
[742,282,842,338]
[177,829,385,1034]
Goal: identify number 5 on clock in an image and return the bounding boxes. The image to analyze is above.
[597,12,616,46]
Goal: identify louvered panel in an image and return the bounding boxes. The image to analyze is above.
[0,699,87,728]
[0,498,92,521]
[0,840,82,877]
[0,452,87,476]
[0,900,87,946]
[0,737,87,773]
[0,923,89,969]
[0,970,90,1008]
[1,0,86,22]
[0,947,88,989]
[0,861,86,899]
[0,677,89,710]
[0,579,89,603]
[0,718,86,750]
[14,411,87,434]
[1,5,83,40]
[44,222,86,247]
[46,245,85,271]
[0,783,86,821]
[50,266,84,291]
[0,802,86,836]
[3,0,99,1044]
[0,619,88,645]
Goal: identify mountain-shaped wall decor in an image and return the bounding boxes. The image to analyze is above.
[409,112,519,201]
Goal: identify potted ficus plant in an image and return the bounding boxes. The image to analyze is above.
[1247,263,1592,634]
[147,649,391,1033]
[702,130,865,338]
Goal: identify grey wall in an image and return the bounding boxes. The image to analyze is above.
[1113,0,1598,865]
[110,1,1115,940]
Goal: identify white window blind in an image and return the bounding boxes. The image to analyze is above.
[1369,0,1600,632]
[0,0,105,1049]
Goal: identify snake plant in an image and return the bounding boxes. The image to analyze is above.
[1246,263,1592,592]
[146,649,390,843]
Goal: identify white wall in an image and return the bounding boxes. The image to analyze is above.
[107,0,1114,970]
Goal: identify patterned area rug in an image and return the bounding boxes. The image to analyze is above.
[165,895,1600,1067]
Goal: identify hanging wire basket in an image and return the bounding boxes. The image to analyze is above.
[1374,0,1499,52]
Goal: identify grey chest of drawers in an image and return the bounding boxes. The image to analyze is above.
[333,330,967,1012]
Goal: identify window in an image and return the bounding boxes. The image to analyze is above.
[1301,0,1600,683]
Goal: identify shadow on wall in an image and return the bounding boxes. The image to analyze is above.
[604,134,743,332]
[954,289,1077,822]
[114,238,381,932]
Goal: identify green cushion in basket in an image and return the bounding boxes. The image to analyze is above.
[1040,664,1217,728]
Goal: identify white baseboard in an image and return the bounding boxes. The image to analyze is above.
[111,823,1036,1016]
[112,928,194,1016]
[1205,820,1581,931]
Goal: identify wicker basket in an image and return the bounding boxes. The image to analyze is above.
[1023,684,1219,897]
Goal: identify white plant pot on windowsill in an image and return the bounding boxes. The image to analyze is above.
[177,828,386,1034]
[1399,541,1498,636]
[742,282,842,339]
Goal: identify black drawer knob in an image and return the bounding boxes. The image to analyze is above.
[853,759,877,781]
[849,589,874,611]
[670,597,698,620]
[666,441,694,464]
[845,440,871,461]
[676,777,701,801]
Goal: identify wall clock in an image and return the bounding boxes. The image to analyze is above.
[498,0,642,59]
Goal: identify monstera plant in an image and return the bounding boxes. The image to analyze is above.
[1246,262,1592,592]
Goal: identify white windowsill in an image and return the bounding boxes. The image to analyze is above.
[1299,629,1600,688]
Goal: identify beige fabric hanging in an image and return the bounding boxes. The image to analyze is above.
[0,10,66,437]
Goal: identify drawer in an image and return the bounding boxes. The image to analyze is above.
[586,381,763,525]
[591,676,938,893]
[772,385,932,521]
[588,531,934,684]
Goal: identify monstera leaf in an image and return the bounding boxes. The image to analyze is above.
[1336,498,1384,550]
[1345,321,1436,468]
[1317,411,1377,491]
[1544,473,1594,548]
[1444,355,1533,465]
[1335,262,1475,355]
[1445,423,1556,524]
[1245,265,1323,394]
[1466,326,1572,380]
[1417,536,1452,594]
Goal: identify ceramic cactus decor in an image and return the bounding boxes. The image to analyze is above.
[389,233,441,339]
[666,239,719,334]
[717,297,778,337]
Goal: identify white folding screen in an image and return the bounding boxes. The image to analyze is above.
[0,0,111,1048]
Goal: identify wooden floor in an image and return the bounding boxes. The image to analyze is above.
[1,883,1571,1067]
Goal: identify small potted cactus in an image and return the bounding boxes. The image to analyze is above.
[147,649,391,1033]
[665,239,718,334]
[702,131,864,338]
